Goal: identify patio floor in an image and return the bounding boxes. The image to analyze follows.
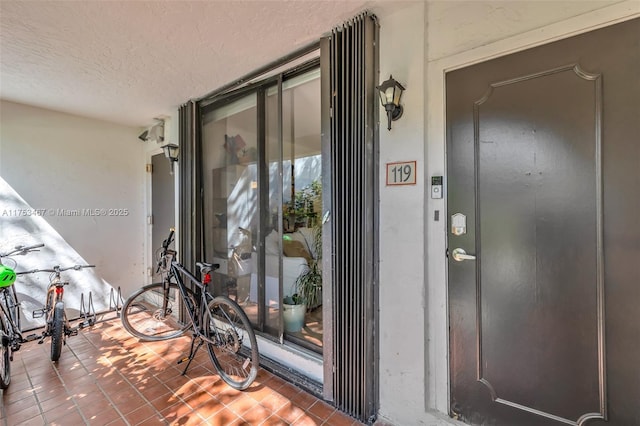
[0,316,363,425]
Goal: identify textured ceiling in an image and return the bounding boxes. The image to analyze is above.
[0,1,396,127]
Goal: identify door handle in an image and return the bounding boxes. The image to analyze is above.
[322,210,331,224]
[451,248,476,262]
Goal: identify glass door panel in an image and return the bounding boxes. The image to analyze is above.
[280,70,323,350]
[202,94,259,325]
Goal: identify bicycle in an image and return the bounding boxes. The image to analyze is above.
[19,264,95,361]
[0,243,44,389]
[120,228,259,390]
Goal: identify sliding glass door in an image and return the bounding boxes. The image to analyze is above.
[201,67,323,352]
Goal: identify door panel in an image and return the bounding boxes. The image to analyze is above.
[152,153,175,283]
[477,65,603,422]
[447,18,639,426]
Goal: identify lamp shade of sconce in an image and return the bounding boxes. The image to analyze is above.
[162,143,179,162]
[376,75,405,130]
[161,143,179,175]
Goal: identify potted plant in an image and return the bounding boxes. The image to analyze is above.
[283,182,322,332]
[282,293,306,333]
[295,223,322,311]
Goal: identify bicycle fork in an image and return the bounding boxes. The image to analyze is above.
[32,284,77,344]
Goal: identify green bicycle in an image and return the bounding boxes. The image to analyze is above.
[0,243,44,389]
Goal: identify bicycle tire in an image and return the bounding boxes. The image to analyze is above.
[121,282,195,341]
[203,296,259,390]
[50,303,64,362]
[0,313,10,389]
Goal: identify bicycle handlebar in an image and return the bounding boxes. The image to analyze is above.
[0,243,45,258]
[163,227,175,250]
[155,228,176,273]
[16,264,95,275]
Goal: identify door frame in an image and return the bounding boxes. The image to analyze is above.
[144,147,177,287]
[425,2,639,416]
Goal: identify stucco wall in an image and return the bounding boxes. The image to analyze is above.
[375,1,638,425]
[377,0,428,421]
[0,100,145,326]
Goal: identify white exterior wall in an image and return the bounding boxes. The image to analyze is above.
[0,100,145,322]
[375,1,639,425]
[377,1,428,421]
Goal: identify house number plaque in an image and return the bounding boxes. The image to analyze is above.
[386,161,417,186]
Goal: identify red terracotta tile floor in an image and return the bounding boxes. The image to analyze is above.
[0,316,363,426]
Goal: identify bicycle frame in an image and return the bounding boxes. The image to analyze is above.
[0,243,44,387]
[24,264,95,348]
[0,288,23,349]
[42,271,69,336]
[0,243,44,352]
[163,253,215,343]
[122,228,259,388]
[159,253,248,375]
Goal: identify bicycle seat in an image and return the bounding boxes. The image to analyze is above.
[196,262,220,275]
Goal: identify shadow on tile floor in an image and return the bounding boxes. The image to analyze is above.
[0,317,363,426]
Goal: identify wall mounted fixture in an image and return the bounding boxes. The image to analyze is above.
[138,120,165,144]
[376,75,405,130]
[161,143,179,174]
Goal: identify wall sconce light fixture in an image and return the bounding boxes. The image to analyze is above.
[376,75,405,130]
[161,143,179,174]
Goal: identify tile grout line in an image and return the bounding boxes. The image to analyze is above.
[0,384,5,426]
[65,330,135,425]
[48,355,91,425]
[18,354,46,424]
[12,319,359,426]
[101,327,222,423]
[135,359,211,423]
[144,338,266,424]
[75,326,182,424]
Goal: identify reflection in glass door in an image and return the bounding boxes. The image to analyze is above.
[201,68,323,352]
[270,70,323,351]
[201,94,259,326]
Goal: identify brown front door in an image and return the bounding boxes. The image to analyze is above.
[446,18,639,426]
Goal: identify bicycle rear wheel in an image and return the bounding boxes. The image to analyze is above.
[0,313,11,389]
[203,296,259,390]
[50,303,64,362]
[121,283,195,341]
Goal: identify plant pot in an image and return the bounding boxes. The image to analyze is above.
[283,303,306,333]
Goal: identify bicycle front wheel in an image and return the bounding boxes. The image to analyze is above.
[204,296,259,390]
[50,303,64,362]
[121,283,194,341]
[0,313,10,389]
